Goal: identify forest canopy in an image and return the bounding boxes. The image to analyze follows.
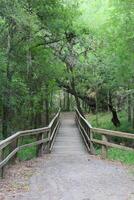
[0,0,134,139]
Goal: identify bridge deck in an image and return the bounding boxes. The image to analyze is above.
[3,113,134,200]
[52,112,87,154]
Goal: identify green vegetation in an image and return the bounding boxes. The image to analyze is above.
[87,112,133,134]
[96,148,134,165]
[18,146,36,161]
[18,137,37,161]
[108,148,134,165]
[0,1,133,162]
[88,112,134,165]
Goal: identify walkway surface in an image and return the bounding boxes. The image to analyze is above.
[53,113,87,155]
[1,113,134,200]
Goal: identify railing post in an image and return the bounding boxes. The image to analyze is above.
[44,129,51,154]
[0,148,5,178]
[10,138,18,164]
[101,134,108,159]
[90,129,96,155]
[37,132,44,157]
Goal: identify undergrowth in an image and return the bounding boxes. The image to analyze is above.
[87,111,134,165]
[18,137,37,161]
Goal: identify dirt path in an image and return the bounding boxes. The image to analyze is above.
[0,113,134,200]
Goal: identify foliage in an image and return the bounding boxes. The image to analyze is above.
[87,112,134,134]
[88,112,134,164]
[0,0,78,138]
[0,0,133,163]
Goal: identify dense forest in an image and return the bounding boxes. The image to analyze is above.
[0,0,134,141]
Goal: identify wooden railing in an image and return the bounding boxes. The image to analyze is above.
[0,109,61,178]
[75,108,134,159]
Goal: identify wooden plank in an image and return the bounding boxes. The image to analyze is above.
[50,121,60,141]
[54,112,88,155]
[19,128,49,137]
[0,148,4,178]
[76,116,90,153]
[50,121,60,151]
[76,115,90,142]
[76,109,134,155]
[101,135,108,159]
[92,128,134,140]
[36,133,44,157]
[10,138,18,164]
[48,109,60,128]
[0,111,60,151]
[0,138,49,169]
[0,148,19,168]
[19,138,49,150]
[91,139,134,151]
[0,128,50,151]
[75,108,92,128]
[76,114,96,154]
[0,133,21,151]
[0,109,61,176]
[90,130,96,155]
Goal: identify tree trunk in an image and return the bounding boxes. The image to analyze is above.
[45,98,49,126]
[128,93,132,123]
[108,92,120,127]
[66,92,70,111]
[2,27,13,138]
[63,91,66,111]
[132,93,134,129]
[70,75,84,117]
[108,104,120,127]
[95,93,99,126]
[107,90,110,112]
[2,105,9,139]
[45,84,49,126]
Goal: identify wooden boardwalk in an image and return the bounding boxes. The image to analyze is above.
[52,112,87,155]
[1,112,134,200]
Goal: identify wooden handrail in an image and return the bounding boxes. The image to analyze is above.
[75,108,92,128]
[0,109,61,178]
[75,108,134,159]
[92,128,134,140]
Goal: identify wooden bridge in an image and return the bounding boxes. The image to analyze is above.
[0,110,134,199]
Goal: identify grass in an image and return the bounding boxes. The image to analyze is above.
[18,137,37,161]
[108,148,134,164]
[18,146,36,161]
[87,111,133,133]
[87,111,134,165]
[96,148,134,165]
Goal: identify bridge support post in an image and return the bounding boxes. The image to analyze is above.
[101,135,108,159]
[37,132,44,157]
[0,168,4,178]
[10,138,18,164]
[44,130,51,154]
[90,130,96,155]
[0,149,5,178]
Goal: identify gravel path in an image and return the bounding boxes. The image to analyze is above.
[1,113,134,200]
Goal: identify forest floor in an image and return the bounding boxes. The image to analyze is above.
[0,154,134,200]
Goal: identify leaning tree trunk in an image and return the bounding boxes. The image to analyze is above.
[71,76,84,117]
[108,104,120,127]
[108,92,120,127]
